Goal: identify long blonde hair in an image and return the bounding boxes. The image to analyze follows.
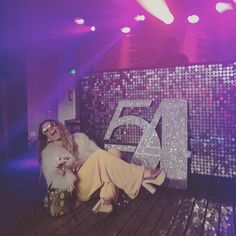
[38,119,79,163]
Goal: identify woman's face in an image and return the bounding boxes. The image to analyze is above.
[41,121,61,143]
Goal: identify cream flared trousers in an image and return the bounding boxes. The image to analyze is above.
[76,148,145,202]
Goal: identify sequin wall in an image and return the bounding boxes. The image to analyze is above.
[77,62,236,178]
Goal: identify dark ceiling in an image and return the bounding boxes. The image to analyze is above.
[2,0,236,70]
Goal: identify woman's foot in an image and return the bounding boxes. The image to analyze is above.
[142,169,167,194]
[92,198,114,215]
[143,168,162,180]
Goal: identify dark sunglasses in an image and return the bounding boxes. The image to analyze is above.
[42,122,56,135]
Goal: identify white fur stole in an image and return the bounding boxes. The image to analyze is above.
[72,133,99,161]
[41,143,77,192]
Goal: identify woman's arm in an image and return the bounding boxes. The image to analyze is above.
[41,143,77,191]
[73,132,99,160]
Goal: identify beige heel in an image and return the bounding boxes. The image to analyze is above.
[92,199,113,214]
[142,182,157,194]
[142,169,166,194]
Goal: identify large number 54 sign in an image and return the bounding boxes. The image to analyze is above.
[104,99,191,189]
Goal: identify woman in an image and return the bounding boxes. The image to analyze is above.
[38,119,166,214]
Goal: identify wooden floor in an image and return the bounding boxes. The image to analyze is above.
[0,150,236,236]
[0,181,235,236]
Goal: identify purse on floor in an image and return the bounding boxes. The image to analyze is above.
[46,183,76,217]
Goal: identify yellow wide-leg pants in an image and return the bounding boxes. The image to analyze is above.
[76,148,145,202]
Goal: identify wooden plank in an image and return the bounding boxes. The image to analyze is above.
[83,208,124,236]
[219,193,235,236]
[168,190,196,236]
[70,210,109,235]
[201,193,221,235]
[1,181,236,235]
[135,187,173,236]
[150,188,185,235]
[98,189,149,236]
[185,191,209,236]
[84,191,134,236]
[8,198,96,236]
[69,197,124,236]
[118,188,164,236]
[50,198,98,235]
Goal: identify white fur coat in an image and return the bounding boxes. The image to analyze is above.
[41,132,99,191]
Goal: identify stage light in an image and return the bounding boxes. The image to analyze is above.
[134,14,146,21]
[187,15,199,24]
[121,27,131,34]
[137,0,174,24]
[90,26,96,31]
[74,17,85,25]
[216,2,233,13]
[163,15,174,24]
[70,69,77,75]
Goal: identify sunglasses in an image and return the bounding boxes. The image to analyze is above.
[42,122,56,135]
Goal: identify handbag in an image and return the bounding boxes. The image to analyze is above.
[47,183,76,217]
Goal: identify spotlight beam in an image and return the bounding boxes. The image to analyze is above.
[137,0,174,24]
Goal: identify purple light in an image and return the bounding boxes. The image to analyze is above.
[90,26,96,31]
[134,14,146,21]
[216,2,233,13]
[6,158,39,170]
[187,15,200,24]
[74,17,85,25]
[121,27,131,34]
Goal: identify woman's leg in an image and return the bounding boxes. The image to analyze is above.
[99,147,121,201]
[76,149,145,202]
[92,148,122,213]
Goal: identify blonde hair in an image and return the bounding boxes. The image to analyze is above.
[38,119,79,163]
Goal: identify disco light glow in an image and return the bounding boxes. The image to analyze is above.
[5,158,39,170]
[137,0,174,24]
[121,27,131,34]
[216,2,233,13]
[70,69,77,75]
[187,15,199,24]
[90,26,96,31]
[134,14,146,21]
[74,17,85,25]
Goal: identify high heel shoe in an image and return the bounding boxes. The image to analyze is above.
[142,169,166,194]
[92,198,113,214]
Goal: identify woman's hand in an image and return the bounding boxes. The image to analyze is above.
[57,161,66,175]
[57,161,66,170]
[56,154,80,174]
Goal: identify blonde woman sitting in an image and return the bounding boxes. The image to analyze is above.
[38,119,166,215]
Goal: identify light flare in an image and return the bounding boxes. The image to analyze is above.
[187,15,200,24]
[137,0,174,24]
[121,27,131,34]
[74,17,85,25]
[90,26,96,31]
[134,14,146,21]
[216,2,233,13]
